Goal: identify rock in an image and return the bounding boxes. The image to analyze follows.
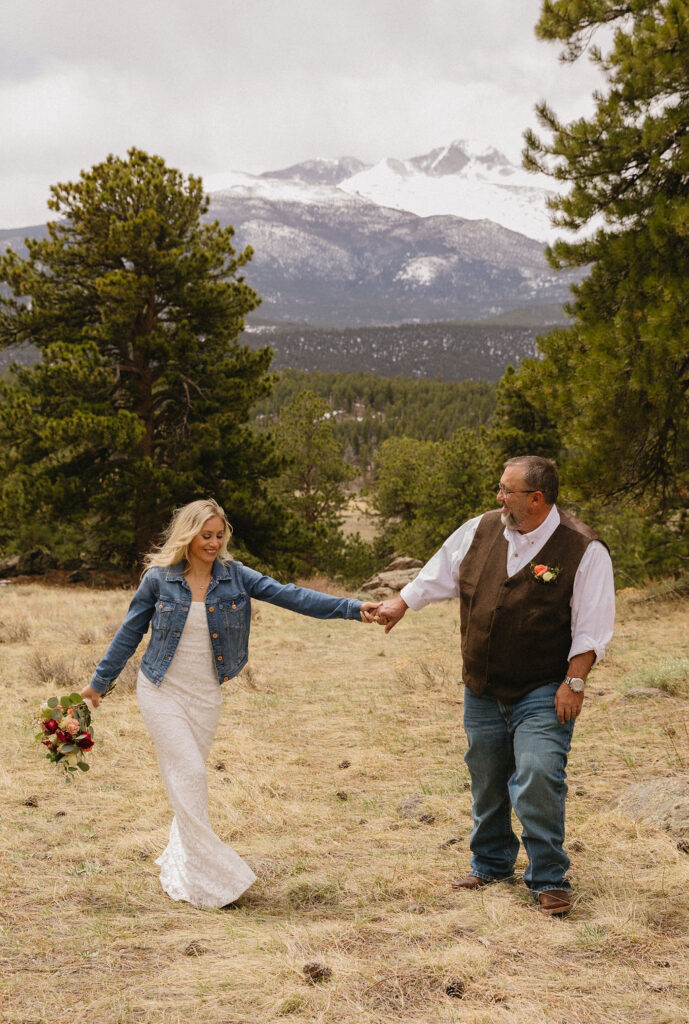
[360,567,421,598]
[445,979,466,998]
[338,759,351,769]
[0,555,19,578]
[62,557,83,571]
[610,780,689,839]
[383,556,424,571]
[16,547,58,575]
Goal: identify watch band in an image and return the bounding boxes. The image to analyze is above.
[564,675,585,693]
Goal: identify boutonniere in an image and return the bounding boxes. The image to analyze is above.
[530,562,561,584]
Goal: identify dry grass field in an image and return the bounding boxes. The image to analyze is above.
[1,580,688,1024]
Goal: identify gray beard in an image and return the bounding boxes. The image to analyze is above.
[500,508,519,530]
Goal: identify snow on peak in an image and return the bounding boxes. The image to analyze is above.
[338,141,558,242]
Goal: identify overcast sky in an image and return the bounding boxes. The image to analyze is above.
[1,0,603,228]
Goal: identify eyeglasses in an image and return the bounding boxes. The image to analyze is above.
[496,483,539,496]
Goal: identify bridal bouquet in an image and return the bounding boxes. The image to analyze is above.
[36,693,95,779]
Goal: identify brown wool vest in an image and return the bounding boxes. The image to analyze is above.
[459,508,602,702]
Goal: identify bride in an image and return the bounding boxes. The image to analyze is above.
[81,498,379,909]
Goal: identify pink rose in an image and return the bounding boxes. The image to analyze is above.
[533,564,548,576]
[63,719,80,736]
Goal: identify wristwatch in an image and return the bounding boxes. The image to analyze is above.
[564,676,586,693]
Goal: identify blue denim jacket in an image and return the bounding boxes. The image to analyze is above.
[89,559,363,694]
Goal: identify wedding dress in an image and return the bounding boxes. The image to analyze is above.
[137,602,256,908]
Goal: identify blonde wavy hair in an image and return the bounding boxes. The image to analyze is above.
[142,499,233,573]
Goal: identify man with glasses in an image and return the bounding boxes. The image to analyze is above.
[374,455,614,915]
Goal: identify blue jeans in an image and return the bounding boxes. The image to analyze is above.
[463,682,575,893]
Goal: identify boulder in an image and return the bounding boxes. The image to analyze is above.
[0,554,20,578]
[16,547,58,575]
[610,779,689,840]
[384,556,424,571]
[360,568,421,599]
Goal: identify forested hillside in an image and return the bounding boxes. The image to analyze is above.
[253,370,496,471]
[243,321,540,380]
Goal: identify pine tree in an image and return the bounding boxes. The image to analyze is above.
[521,0,689,513]
[271,390,355,571]
[0,148,283,565]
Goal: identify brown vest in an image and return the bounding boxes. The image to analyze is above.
[459,508,602,701]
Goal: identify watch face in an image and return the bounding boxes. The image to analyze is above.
[567,677,585,692]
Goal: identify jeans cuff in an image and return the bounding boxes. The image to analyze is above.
[529,884,571,895]
[471,870,515,882]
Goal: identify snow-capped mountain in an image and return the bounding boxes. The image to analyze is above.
[338,141,556,243]
[256,139,558,242]
[2,141,574,329]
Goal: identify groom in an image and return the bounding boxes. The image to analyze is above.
[374,456,615,914]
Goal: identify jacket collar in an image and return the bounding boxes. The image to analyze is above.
[164,558,234,582]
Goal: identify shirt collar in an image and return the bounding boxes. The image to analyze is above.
[503,503,560,548]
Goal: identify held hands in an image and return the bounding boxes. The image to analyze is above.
[360,602,382,622]
[372,595,408,633]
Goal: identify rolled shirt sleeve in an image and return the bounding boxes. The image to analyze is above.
[568,540,615,663]
[400,515,482,610]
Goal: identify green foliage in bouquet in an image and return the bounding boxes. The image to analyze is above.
[36,693,95,780]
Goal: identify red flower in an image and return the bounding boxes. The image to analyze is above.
[43,719,60,733]
[76,732,94,751]
[42,739,53,747]
[56,729,68,743]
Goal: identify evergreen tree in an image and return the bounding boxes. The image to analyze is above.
[490,364,562,464]
[373,430,493,559]
[0,149,284,566]
[271,390,355,570]
[521,0,689,514]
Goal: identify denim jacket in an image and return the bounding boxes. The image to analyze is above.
[89,559,363,694]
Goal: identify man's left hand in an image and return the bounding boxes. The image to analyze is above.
[554,682,584,724]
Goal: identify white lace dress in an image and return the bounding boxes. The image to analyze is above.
[137,601,257,908]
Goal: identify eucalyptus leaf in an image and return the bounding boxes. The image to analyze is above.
[77,762,90,772]
[69,692,82,703]
[60,743,76,753]
[61,695,72,707]
[47,697,58,708]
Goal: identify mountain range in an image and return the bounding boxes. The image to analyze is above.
[1,140,576,332]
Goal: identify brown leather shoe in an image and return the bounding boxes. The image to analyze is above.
[451,873,513,891]
[537,889,572,915]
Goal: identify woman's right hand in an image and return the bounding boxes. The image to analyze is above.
[80,685,102,708]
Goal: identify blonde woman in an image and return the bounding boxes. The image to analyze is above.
[82,498,379,909]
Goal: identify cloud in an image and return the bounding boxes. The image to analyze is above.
[1,0,603,226]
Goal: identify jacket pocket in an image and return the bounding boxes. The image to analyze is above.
[151,600,175,633]
[218,595,249,632]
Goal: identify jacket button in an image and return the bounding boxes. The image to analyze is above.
[223,676,229,681]
[212,633,218,639]
[217,655,223,661]
[209,606,214,612]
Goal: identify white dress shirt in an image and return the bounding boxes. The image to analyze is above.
[400,505,615,663]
